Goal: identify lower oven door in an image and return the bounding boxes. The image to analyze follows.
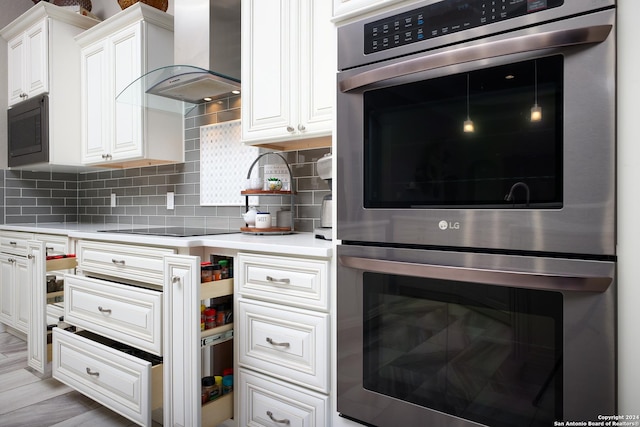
[337,244,616,427]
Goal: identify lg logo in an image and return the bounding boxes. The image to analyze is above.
[438,220,460,230]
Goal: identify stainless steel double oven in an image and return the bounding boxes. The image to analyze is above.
[336,1,617,426]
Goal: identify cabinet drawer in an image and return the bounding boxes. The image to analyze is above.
[77,240,175,288]
[239,368,329,427]
[0,231,34,256]
[35,233,70,256]
[64,274,162,355]
[52,328,162,427]
[238,298,329,393]
[238,253,329,311]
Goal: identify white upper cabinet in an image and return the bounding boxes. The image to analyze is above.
[76,4,184,167]
[7,19,48,106]
[1,3,99,168]
[241,0,334,149]
[332,0,421,23]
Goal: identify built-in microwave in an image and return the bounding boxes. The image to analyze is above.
[8,94,49,167]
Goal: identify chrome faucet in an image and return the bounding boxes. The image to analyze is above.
[504,182,530,206]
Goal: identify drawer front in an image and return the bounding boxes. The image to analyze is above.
[52,327,154,426]
[239,368,329,427]
[0,231,34,256]
[239,298,329,393]
[77,240,175,287]
[35,233,70,256]
[239,253,329,311]
[65,274,162,355]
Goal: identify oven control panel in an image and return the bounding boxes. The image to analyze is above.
[364,0,563,54]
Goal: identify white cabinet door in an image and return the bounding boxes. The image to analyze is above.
[14,257,30,334]
[25,19,48,100]
[7,19,48,106]
[7,34,26,105]
[299,0,334,134]
[111,24,143,161]
[242,0,294,141]
[0,254,29,334]
[163,255,201,427]
[0,256,14,326]
[81,40,109,164]
[242,0,333,146]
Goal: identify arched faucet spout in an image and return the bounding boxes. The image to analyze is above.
[504,182,530,206]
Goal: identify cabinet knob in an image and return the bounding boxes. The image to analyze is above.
[85,367,100,377]
[286,126,295,133]
[297,124,306,131]
[19,93,27,98]
[266,411,290,425]
[101,154,113,160]
[111,259,125,265]
[172,276,181,285]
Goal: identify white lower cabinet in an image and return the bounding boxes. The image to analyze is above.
[239,298,329,393]
[53,238,172,426]
[238,251,332,425]
[239,368,329,427]
[52,327,162,427]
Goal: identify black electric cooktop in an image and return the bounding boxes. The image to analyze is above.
[98,227,238,237]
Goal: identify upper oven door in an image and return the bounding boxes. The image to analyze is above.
[336,9,615,256]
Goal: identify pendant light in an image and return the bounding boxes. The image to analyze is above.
[463,73,475,133]
[531,60,542,122]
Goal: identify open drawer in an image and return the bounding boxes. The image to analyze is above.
[52,327,162,427]
[64,274,162,355]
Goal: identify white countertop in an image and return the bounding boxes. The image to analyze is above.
[0,223,333,258]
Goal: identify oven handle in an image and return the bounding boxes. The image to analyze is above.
[339,24,612,93]
[339,256,612,293]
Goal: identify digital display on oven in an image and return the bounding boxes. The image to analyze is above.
[364,0,564,54]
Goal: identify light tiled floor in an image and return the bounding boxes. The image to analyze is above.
[0,330,138,427]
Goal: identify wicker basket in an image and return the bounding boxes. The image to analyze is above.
[54,0,92,11]
[117,0,168,12]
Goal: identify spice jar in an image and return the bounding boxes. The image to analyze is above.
[204,308,217,329]
[222,375,233,394]
[202,376,217,403]
[200,262,213,282]
[219,260,229,279]
[212,264,222,281]
[200,304,206,331]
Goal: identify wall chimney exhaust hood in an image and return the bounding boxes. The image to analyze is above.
[117,0,240,111]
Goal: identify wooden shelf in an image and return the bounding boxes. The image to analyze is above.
[46,290,64,299]
[202,392,233,427]
[241,189,295,195]
[200,278,233,300]
[46,257,77,271]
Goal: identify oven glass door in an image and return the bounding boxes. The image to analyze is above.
[337,245,616,427]
[365,55,563,209]
[363,271,562,426]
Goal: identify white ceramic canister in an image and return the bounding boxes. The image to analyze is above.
[255,212,272,229]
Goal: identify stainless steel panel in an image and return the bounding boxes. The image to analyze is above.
[336,9,616,256]
[337,244,617,426]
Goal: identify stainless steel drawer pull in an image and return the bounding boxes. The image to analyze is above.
[266,411,290,425]
[98,306,112,314]
[266,337,290,348]
[112,259,125,265]
[266,276,290,285]
[85,368,100,377]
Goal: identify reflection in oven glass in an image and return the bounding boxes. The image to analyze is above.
[363,273,562,426]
